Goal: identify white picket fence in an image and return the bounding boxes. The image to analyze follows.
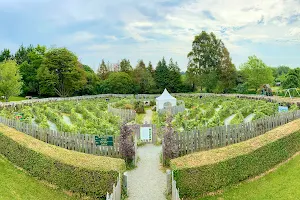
[106,174,121,200]
[172,171,181,200]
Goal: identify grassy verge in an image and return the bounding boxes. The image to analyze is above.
[0,96,27,102]
[0,154,74,200]
[0,124,125,198]
[171,119,300,199]
[202,152,300,200]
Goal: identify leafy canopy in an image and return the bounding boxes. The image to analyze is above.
[0,60,22,101]
[240,55,274,90]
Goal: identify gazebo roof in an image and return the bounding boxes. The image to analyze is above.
[156,88,176,100]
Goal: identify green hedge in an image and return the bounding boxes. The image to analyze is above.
[172,130,300,199]
[0,130,125,199]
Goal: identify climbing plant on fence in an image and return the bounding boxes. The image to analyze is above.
[119,124,135,166]
[162,116,179,166]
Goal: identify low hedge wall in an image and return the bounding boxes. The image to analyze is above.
[0,124,125,199]
[171,119,300,199]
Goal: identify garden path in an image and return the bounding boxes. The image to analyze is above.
[126,144,166,200]
[126,108,166,200]
[143,109,153,124]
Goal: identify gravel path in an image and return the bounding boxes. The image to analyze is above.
[224,114,236,125]
[244,113,256,123]
[143,109,153,124]
[126,144,166,200]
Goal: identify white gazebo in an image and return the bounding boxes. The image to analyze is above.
[156,88,177,111]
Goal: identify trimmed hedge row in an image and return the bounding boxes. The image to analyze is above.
[0,126,125,199]
[171,125,300,198]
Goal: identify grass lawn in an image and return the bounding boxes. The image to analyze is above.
[0,96,27,102]
[0,155,74,200]
[201,153,300,200]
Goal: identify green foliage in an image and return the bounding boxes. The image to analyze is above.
[120,59,132,73]
[0,132,123,199]
[173,97,279,131]
[134,101,145,114]
[187,31,236,92]
[0,49,13,62]
[37,48,86,97]
[97,59,110,80]
[0,155,73,200]
[0,60,22,101]
[240,55,274,91]
[133,60,155,93]
[230,112,244,124]
[155,58,169,91]
[203,153,300,200]
[282,68,300,89]
[172,130,300,199]
[101,72,135,94]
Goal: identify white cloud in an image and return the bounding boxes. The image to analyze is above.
[2,0,300,69]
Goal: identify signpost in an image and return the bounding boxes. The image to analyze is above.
[95,136,114,146]
[278,106,288,113]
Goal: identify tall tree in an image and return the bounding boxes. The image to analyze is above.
[187,31,231,92]
[217,47,237,92]
[78,64,99,95]
[37,48,86,97]
[282,68,300,89]
[18,45,46,95]
[97,59,109,80]
[14,44,35,65]
[120,59,132,73]
[155,57,170,91]
[0,60,22,101]
[240,55,274,91]
[0,49,13,62]
[133,60,155,93]
[167,59,182,92]
[147,61,154,76]
[101,72,135,94]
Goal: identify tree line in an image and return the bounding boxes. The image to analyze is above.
[186,31,300,94]
[0,45,192,100]
[0,30,299,100]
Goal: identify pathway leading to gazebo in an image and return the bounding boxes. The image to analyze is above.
[126,107,166,200]
[143,109,153,124]
[126,144,166,200]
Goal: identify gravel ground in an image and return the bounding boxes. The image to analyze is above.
[126,144,166,200]
[143,109,153,124]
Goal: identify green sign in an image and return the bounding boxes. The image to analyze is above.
[14,113,24,121]
[95,136,114,146]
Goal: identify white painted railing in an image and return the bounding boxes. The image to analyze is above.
[106,174,121,200]
[172,171,181,200]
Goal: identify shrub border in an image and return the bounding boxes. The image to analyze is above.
[171,124,300,198]
[0,128,125,199]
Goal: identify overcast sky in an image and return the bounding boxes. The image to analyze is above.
[0,0,300,71]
